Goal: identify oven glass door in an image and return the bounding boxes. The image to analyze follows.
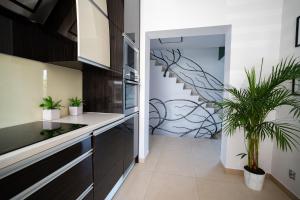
[125,81,138,110]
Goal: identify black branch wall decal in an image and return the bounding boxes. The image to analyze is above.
[149,49,224,138]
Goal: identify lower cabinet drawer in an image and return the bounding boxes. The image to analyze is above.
[82,188,94,200]
[27,154,93,200]
[0,137,92,199]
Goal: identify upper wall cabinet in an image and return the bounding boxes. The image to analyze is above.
[0,0,112,70]
[124,0,139,48]
[77,0,110,68]
[92,0,108,16]
[0,0,77,66]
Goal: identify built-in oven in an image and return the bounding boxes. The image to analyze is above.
[124,79,139,116]
[123,34,139,116]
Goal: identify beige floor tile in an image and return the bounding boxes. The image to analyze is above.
[114,135,291,200]
[149,134,168,150]
[135,143,162,172]
[243,179,291,200]
[196,178,248,200]
[113,167,153,200]
[144,172,199,200]
[155,145,196,177]
[193,161,243,184]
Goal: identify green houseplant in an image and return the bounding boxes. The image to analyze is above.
[219,58,300,191]
[68,97,83,116]
[39,96,62,120]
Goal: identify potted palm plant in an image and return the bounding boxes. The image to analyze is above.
[69,97,83,116]
[39,96,63,120]
[219,58,300,191]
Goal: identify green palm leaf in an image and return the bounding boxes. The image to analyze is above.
[220,57,300,172]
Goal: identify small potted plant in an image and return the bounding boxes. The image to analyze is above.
[219,58,300,191]
[69,97,83,116]
[39,96,63,120]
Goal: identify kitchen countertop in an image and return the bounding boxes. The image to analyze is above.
[0,112,124,172]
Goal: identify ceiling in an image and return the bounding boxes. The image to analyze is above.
[150,34,225,49]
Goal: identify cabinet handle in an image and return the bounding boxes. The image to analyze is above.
[11,151,93,200]
[93,118,125,136]
[76,184,93,200]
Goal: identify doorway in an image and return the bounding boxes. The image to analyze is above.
[139,25,232,164]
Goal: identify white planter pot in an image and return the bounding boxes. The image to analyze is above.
[42,109,60,121]
[69,106,83,116]
[244,166,266,191]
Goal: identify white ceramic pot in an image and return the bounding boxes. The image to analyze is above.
[69,106,83,116]
[42,109,60,121]
[244,166,266,191]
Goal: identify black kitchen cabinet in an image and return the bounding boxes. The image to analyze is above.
[109,21,124,73]
[107,0,124,32]
[93,117,135,200]
[123,117,134,172]
[28,155,93,200]
[93,124,124,200]
[0,137,92,199]
[83,189,94,200]
[83,66,123,113]
[0,0,77,65]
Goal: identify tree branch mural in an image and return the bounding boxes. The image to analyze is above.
[149,49,224,138]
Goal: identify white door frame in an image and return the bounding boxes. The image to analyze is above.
[139,25,232,165]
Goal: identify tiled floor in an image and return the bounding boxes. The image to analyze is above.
[113,135,290,200]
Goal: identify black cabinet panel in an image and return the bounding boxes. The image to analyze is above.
[0,137,91,199]
[28,155,93,200]
[0,14,13,54]
[122,118,134,172]
[83,189,94,200]
[93,125,124,200]
[107,0,124,32]
[83,66,123,113]
[0,0,77,64]
[109,22,123,73]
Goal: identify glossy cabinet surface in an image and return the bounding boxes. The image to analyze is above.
[28,155,93,200]
[92,0,108,15]
[0,1,77,64]
[93,124,124,200]
[77,0,110,68]
[109,22,124,73]
[107,0,124,32]
[0,137,92,199]
[93,116,136,199]
[83,66,123,113]
[123,117,134,172]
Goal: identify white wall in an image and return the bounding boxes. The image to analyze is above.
[140,0,284,172]
[271,0,300,198]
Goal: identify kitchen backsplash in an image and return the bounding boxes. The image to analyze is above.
[0,54,82,128]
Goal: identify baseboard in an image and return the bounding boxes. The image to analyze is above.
[138,157,145,163]
[223,167,299,200]
[269,175,299,200]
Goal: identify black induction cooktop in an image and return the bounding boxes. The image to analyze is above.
[0,121,87,156]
